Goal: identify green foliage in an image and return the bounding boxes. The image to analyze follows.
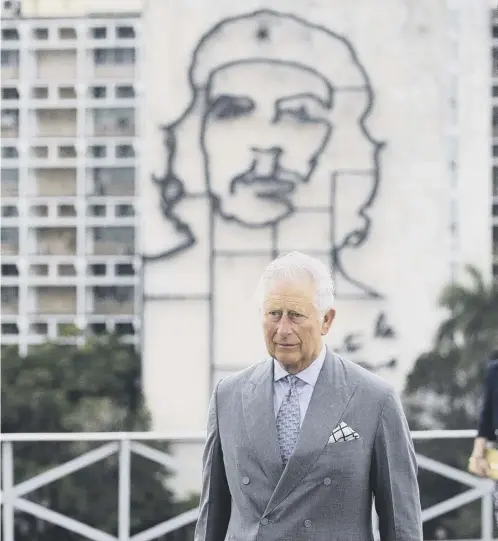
[403,267,498,539]
[1,335,196,540]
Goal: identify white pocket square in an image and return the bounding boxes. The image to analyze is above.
[328,421,360,443]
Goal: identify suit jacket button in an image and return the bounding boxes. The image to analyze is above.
[242,476,250,485]
[324,477,332,485]
[304,519,312,528]
[260,518,269,525]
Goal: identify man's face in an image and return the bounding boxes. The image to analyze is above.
[262,279,335,374]
[202,62,333,227]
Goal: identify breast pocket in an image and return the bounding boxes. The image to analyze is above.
[322,438,363,455]
[315,439,366,481]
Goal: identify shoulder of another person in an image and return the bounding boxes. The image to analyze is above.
[488,359,498,373]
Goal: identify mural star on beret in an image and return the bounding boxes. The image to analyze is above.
[256,25,269,41]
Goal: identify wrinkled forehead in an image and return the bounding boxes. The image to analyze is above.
[264,277,317,306]
[207,61,332,106]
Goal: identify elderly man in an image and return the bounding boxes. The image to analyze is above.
[194,251,422,541]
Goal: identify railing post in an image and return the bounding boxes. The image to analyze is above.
[2,441,15,541]
[481,487,494,541]
[118,438,131,541]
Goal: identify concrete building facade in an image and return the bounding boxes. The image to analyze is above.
[0,0,493,498]
[1,0,143,354]
[140,0,490,495]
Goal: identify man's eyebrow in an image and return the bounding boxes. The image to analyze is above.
[276,93,332,110]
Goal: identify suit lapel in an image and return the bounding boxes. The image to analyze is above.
[242,359,283,488]
[263,349,357,516]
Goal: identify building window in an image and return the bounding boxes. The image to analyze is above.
[90,322,107,334]
[1,50,19,67]
[91,27,107,39]
[116,263,134,276]
[59,86,76,99]
[92,167,135,196]
[58,204,76,217]
[116,145,134,158]
[59,27,77,40]
[91,86,106,99]
[1,87,19,100]
[93,48,135,65]
[59,145,77,158]
[494,167,498,196]
[116,85,135,99]
[93,108,135,136]
[94,285,133,303]
[88,204,106,217]
[30,322,48,335]
[33,28,49,40]
[116,26,135,39]
[116,204,134,217]
[1,323,19,335]
[1,205,18,217]
[1,28,19,40]
[30,264,49,276]
[1,168,19,196]
[93,226,134,255]
[89,263,106,276]
[32,86,49,99]
[115,322,135,335]
[1,264,19,276]
[31,146,49,159]
[1,146,18,159]
[1,286,18,304]
[1,109,19,130]
[89,145,107,158]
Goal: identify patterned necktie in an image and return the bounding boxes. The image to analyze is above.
[276,375,301,466]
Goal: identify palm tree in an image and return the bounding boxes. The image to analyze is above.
[403,265,498,539]
[435,264,498,365]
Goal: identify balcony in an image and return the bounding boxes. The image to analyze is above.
[0,49,20,80]
[1,285,18,314]
[33,286,77,314]
[1,227,19,256]
[92,285,135,316]
[34,109,77,138]
[0,430,495,541]
[31,168,77,197]
[35,49,77,80]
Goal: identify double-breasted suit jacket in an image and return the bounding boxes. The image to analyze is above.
[195,349,422,540]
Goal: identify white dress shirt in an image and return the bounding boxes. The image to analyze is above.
[273,344,326,427]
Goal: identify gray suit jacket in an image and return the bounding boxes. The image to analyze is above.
[195,349,422,541]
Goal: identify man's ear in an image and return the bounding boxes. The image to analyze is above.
[321,309,335,335]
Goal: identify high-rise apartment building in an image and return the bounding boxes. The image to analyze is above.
[492,8,498,280]
[0,0,143,354]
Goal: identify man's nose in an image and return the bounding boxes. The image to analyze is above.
[275,315,292,337]
[251,147,281,177]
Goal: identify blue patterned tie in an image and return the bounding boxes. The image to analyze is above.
[276,375,301,466]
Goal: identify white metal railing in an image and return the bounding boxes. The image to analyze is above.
[0,430,496,541]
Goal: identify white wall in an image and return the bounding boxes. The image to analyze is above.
[141,0,491,498]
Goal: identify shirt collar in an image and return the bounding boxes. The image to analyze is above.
[273,344,327,387]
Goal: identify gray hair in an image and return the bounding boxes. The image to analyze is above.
[256,251,335,316]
